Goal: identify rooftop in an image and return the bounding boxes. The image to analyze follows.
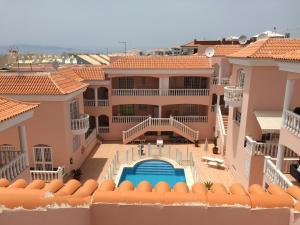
[105,56,212,70]
[0,96,39,123]
[274,50,300,62]
[212,45,244,56]
[0,70,87,95]
[229,38,300,59]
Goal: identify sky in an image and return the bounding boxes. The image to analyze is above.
[0,0,300,52]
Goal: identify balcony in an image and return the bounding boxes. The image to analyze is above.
[283,110,300,137]
[112,89,209,96]
[30,166,64,182]
[71,114,90,135]
[84,99,109,107]
[264,156,295,190]
[0,150,27,181]
[98,126,109,133]
[224,86,243,107]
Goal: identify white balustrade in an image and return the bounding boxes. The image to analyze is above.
[112,89,209,96]
[112,116,150,123]
[123,117,199,144]
[0,150,22,165]
[264,156,292,190]
[173,116,208,123]
[245,136,297,158]
[71,114,90,134]
[0,152,27,181]
[30,166,64,182]
[84,99,109,107]
[98,127,109,133]
[217,106,226,144]
[284,110,300,137]
[85,129,96,146]
[224,86,243,107]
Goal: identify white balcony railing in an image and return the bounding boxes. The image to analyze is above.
[224,86,243,107]
[71,114,90,134]
[0,150,22,165]
[284,110,300,137]
[217,106,226,144]
[172,116,208,123]
[245,136,297,157]
[264,156,292,190]
[85,128,96,146]
[112,116,150,123]
[30,166,64,182]
[0,152,27,181]
[84,99,109,107]
[211,77,230,85]
[112,89,209,96]
[98,127,109,133]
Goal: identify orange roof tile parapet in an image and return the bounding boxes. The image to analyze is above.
[106,56,212,70]
[0,96,39,123]
[0,70,87,95]
[229,38,300,59]
[0,178,299,210]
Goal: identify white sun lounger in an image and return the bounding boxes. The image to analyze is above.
[202,156,215,162]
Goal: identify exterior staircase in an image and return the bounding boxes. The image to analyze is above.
[216,106,228,145]
[222,114,228,133]
[122,117,199,144]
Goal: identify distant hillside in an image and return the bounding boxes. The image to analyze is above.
[0,44,77,55]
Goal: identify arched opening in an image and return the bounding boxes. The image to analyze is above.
[85,116,96,138]
[98,87,108,100]
[83,87,95,100]
[33,144,53,171]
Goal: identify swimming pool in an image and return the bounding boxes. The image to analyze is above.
[118,159,186,188]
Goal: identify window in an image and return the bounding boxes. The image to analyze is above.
[119,105,134,116]
[70,100,79,120]
[118,77,134,89]
[184,77,207,89]
[237,70,246,88]
[72,135,81,151]
[33,145,53,171]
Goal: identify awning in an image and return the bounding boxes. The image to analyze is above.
[254,111,282,133]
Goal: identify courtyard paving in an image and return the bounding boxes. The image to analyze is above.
[80,141,236,188]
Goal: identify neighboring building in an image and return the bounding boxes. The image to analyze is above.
[0,96,39,181]
[219,38,300,188]
[0,69,94,181]
[75,54,110,65]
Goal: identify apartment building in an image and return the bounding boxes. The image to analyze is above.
[0,69,94,180]
[82,56,225,144]
[219,38,300,188]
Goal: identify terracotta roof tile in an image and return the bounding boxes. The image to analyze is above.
[73,66,106,81]
[106,56,212,70]
[229,38,300,59]
[213,45,244,56]
[0,96,39,123]
[0,71,87,95]
[274,50,300,62]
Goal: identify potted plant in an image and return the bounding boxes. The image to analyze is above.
[72,169,82,181]
[204,181,213,191]
[212,136,219,154]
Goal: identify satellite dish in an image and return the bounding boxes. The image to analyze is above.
[257,33,269,40]
[238,35,248,45]
[205,47,215,58]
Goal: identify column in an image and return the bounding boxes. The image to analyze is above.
[159,77,169,95]
[218,64,222,85]
[158,106,162,136]
[95,116,99,134]
[18,125,29,167]
[276,144,285,170]
[94,87,98,106]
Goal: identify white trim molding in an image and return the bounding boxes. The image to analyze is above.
[278,62,300,74]
[229,58,277,67]
[0,111,34,132]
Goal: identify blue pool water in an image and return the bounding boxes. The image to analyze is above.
[118,160,186,188]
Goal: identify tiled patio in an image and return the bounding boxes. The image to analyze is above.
[80,141,236,188]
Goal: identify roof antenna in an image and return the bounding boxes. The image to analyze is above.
[205,47,215,58]
[238,35,248,45]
